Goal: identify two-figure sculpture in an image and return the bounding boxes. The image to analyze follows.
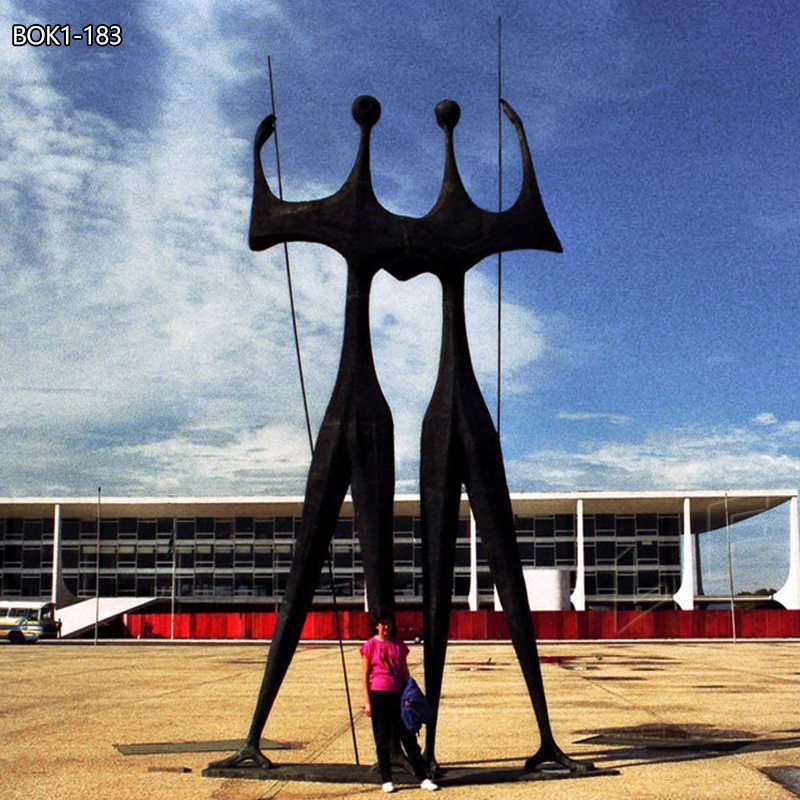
[210,93,590,776]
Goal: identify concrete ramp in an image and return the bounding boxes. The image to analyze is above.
[57,597,156,638]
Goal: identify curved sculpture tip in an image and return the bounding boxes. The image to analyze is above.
[500,98,520,125]
[255,114,275,144]
[254,114,276,152]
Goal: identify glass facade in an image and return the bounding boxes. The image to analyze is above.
[0,508,683,607]
[580,513,681,602]
[1,517,55,599]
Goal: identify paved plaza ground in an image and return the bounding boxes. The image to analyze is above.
[3,639,800,799]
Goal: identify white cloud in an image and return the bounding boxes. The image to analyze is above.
[0,0,303,492]
[507,420,800,492]
[557,410,632,426]
[753,412,779,426]
[116,422,312,495]
[750,413,800,437]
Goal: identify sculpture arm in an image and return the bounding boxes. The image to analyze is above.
[249,113,348,254]
[498,98,562,254]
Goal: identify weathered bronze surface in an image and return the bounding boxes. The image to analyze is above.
[208,94,591,776]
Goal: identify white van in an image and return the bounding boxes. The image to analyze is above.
[0,601,60,644]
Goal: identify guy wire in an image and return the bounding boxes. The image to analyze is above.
[267,56,360,765]
[268,56,315,457]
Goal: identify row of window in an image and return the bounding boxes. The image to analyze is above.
[0,514,681,543]
[2,516,362,542]
[2,540,680,572]
[0,566,680,602]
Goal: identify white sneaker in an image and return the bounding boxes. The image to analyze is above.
[420,778,439,791]
[382,782,395,793]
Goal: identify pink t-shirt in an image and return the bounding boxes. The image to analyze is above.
[361,636,408,693]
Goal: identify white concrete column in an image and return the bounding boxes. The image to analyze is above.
[775,496,800,610]
[51,504,62,605]
[674,496,695,610]
[570,499,586,611]
[467,509,478,611]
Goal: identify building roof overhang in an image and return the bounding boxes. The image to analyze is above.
[504,489,797,534]
[0,489,795,534]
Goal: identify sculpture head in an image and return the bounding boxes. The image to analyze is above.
[352,94,381,127]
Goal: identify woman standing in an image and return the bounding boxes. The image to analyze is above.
[361,608,439,793]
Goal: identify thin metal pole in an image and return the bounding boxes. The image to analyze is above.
[94,486,101,645]
[496,16,503,436]
[267,56,358,765]
[328,556,360,765]
[268,55,315,456]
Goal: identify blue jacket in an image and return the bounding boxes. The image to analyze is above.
[400,678,433,733]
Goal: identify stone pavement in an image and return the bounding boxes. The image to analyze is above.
[3,639,800,800]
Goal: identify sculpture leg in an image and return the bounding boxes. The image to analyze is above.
[461,408,592,774]
[348,401,396,612]
[208,420,351,770]
[419,412,461,776]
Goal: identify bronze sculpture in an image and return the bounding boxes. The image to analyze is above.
[209,94,590,777]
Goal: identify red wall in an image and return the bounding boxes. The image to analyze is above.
[124,609,800,641]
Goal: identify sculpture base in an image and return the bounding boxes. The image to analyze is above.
[202,761,618,785]
[115,738,287,756]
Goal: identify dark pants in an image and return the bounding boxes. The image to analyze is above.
[369,690,427,782]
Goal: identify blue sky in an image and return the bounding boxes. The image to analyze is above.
[1,1,798,591]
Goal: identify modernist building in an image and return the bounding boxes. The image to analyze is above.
[0,490,797,612]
